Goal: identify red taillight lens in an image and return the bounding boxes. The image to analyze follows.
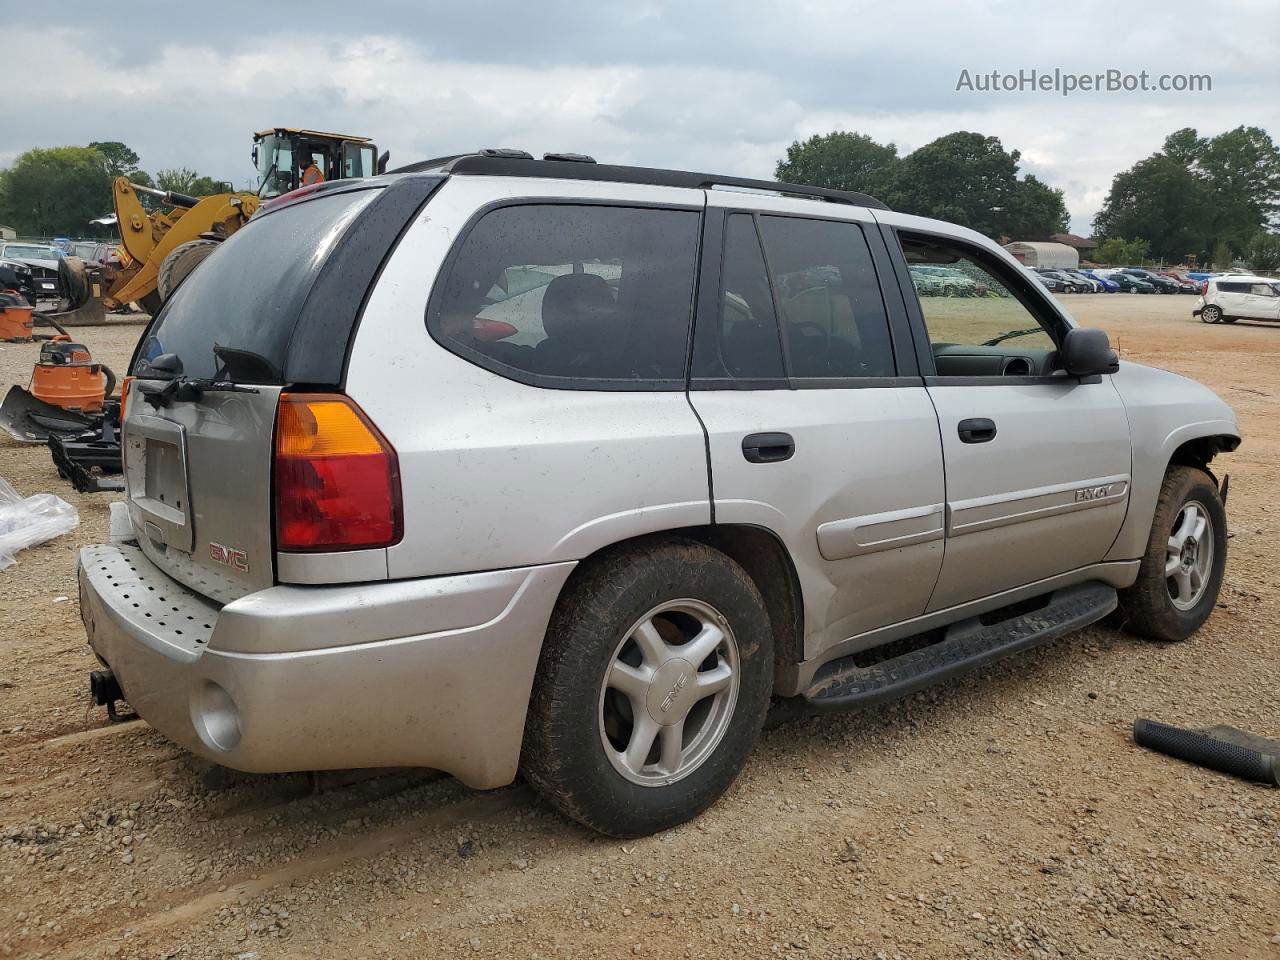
[274,393,402,552]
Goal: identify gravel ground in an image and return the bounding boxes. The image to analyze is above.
[1,296,1277,960]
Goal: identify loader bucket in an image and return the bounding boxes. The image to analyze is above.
[0,385,97,444]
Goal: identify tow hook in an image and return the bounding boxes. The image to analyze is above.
[89,670,137,723]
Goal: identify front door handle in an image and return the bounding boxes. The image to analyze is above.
[957,418,997,443]
[742,432,795,463]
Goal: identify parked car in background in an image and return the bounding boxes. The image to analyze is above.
[1081,270,1121,292]
[910,264,981,296]
[1155,271,1200,294]
[0,242,63,300]
[1195,274,1280,324]
[1120,268,1178,294]
[0,256,37,306]
[1059,269,1104,292]
[1104,271,1156,294]
[1024,266,1067,292]
[1039,269,1093,293]
[71,241,114,265]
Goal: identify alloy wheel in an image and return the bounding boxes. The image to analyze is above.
[1165,500,1214,611]
[598,599,740,787]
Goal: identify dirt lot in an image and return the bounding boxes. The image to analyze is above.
[1,297,1277,960]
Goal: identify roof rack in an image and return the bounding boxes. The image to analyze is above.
[391,151,889,210]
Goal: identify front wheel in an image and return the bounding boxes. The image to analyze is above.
[1118,466,1227,641]
[1200,304,1222,323]
[522,539,773,837]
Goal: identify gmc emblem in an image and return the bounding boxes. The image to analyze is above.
[209,542,250,573]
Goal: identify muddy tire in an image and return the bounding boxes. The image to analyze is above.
[1118,466,1226,642]
[521,538,773,837]
[157,239,220,301]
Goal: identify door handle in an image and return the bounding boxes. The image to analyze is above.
[957,418,997,444]
[742,432,795,463]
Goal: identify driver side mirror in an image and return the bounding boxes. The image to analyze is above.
[1061,327,1119,377]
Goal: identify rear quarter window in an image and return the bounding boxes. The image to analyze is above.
[427,203,701,389]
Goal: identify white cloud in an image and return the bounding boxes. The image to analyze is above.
[1,8,1276,235]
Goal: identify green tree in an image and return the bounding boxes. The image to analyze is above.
[1095,126,1280,262]
[1160,127,1207,167]
[774,131,900,198]
[89,141,141,178]
[1211,240,1234,270]
[155,167,230,196]
[1245,232,1280,273]
[1195,126,1280,250]
[889,132,1067,238]
[0,146,113,236]
[1002,173,1069,239]
[1092,236,1150,265]
[1093,154,1209,260]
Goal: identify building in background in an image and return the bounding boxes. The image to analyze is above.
[1003,240,1079,269]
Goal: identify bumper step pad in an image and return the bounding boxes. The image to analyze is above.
[803,581,1117,712]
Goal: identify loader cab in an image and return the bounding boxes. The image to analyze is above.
[252,128,387,199]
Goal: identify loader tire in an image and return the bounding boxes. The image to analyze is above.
[157,239,221,302]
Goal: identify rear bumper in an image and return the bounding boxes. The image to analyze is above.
[78,544,575,788]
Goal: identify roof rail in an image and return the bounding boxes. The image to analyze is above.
[390,152,889,210]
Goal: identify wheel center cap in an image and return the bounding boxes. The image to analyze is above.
[647,658,695,725]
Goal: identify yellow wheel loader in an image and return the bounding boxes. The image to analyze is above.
[102,128,387,313]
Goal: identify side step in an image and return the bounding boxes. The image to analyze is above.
[802,581,1117,713]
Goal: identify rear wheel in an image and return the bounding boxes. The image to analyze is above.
[522,539,772,837]
[1200,304,1222,324]
[1118,466,1226,641]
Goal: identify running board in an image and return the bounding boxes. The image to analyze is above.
[802,581,1117,712]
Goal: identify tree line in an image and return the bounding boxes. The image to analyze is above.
[777,126,1280,270]
[775,131,1070,240]
[1093,126,1280,270]
[0,142,231,238]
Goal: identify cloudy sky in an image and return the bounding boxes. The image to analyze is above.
[2,0,1277,234]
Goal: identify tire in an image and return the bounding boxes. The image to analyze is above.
[522,538,773,837]
[1117,466,1227,642]
[157,239,220,301]
[1200,304,1222,324]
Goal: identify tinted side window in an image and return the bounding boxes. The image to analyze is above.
[1217,282,1249,293]
[691,214,785,382]
[757,216,896,378]
[429,204,700,387]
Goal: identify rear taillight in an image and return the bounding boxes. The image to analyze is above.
[274,393,402,552]
[119,376,133,421]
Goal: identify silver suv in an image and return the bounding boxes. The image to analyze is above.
[79,153,1240,837]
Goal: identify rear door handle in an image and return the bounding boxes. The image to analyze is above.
[742,432,795,463]
[957,418,997,443]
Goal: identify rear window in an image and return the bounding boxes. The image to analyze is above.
[136,189,378,383]
[428,203,700,389]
